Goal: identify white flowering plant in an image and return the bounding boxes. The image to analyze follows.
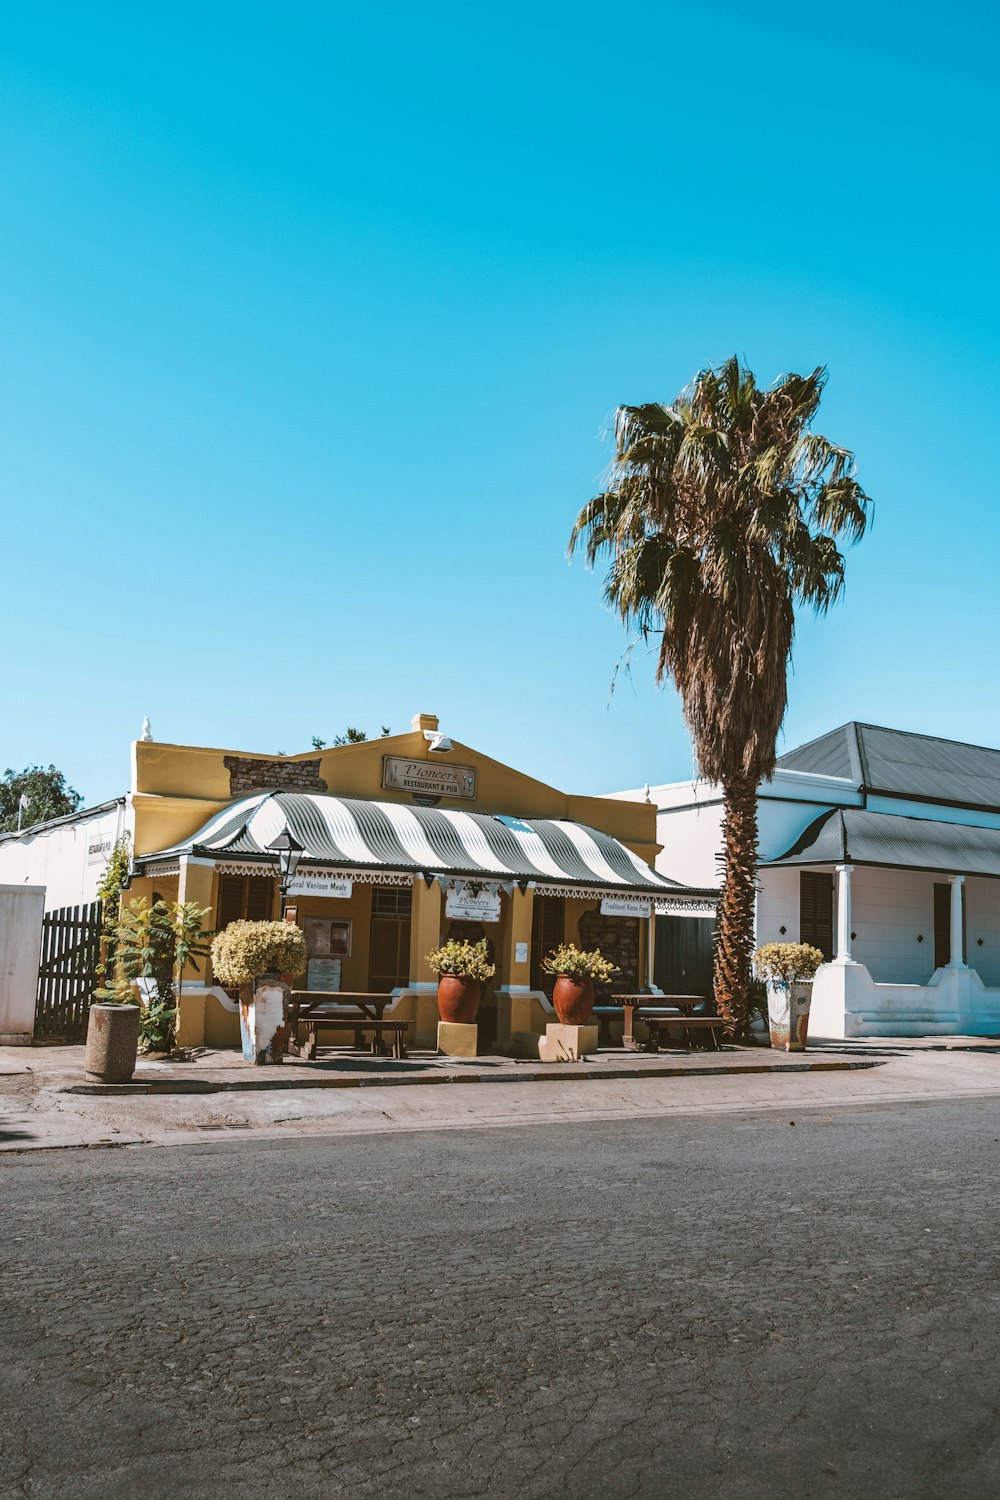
[211,921,307,986]
[752,942,825,985]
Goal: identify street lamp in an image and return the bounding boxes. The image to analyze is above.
[266,829,305,912]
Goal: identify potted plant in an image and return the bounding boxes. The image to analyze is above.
[211,919,307,1063]
[89,897,174,1082]
[752,942,826,1052]
[91,897,215,1076]
[541,943,617,1025]
[425,939,496,1024]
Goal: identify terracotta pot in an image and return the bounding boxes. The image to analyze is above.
[552,975,595,1025]
[84,1003,141,1083]
[437,975,481,1024]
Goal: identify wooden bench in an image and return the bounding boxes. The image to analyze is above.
[642,1015,725,1053]
[294,1015,410,1061]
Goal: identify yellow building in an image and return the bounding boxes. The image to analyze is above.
[126,712,714,1051]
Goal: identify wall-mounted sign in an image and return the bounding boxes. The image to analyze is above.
[307,957,342,992]
[86,832,115,865]
[515,941,528,964]
[600,895,653,919]
[304,917,352,957]
[382,756,477,801]
[286,874,353,899]
[445,883,501,923]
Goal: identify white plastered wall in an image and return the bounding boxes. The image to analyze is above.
[0,803,126,911]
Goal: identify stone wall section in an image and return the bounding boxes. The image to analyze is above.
[578,909,640,993]
[224,756,328,797]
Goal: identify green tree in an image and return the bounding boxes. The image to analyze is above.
[570,358,871,1035]
[0,765,82,833]
[311,726,391,749]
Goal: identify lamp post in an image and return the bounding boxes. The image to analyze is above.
[266,829,305,916]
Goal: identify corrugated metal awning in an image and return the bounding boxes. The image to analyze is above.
[764,807,1000,879]
[137,791,716,903]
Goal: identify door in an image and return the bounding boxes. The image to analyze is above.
[654,916,714,997]
[368,886,412,991]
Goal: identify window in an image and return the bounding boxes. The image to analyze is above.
[800,872,834,960]
[217,873,275,927]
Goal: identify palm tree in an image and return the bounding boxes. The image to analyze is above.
[570,358,871,1035]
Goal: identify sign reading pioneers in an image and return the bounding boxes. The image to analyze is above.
[286,874,353,899]
[382,756,477,801]
[600,895,653,919]
[445,882,501,923]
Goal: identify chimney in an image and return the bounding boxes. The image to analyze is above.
[411,712,439,733]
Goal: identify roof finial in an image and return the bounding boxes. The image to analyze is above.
[141,716,153,741]
[643,783,651,803]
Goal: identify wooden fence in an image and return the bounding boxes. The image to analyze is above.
[34,901,104,1042]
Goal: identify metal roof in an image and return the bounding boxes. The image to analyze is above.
[0,796,126,844]
[777,723,1000,811]
[764,807,1000,880]
[138,791,716,900]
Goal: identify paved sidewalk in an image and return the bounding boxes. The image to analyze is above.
[0,1036,997,1153]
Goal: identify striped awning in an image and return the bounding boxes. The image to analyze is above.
[137,791,714,903]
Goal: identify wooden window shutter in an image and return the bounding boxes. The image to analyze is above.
[799,872,834,960]
[246,878,275,921]
[218,875,245,929]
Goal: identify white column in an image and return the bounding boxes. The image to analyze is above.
[948,875,966,968]
[834,864,854,964]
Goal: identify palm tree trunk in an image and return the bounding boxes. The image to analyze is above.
[714,774,758,1037]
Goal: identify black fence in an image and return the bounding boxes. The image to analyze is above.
[34,901,104,1042]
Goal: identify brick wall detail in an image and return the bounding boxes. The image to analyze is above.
[224,756,328,797]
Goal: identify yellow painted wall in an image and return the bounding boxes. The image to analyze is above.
[131,718,660,866]
[131,714,662,1050]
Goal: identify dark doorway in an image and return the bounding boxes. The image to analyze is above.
[654,916,714,998]
[934,882,966,969]
[530,895,564,996]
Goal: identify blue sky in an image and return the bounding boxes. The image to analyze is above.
[1,1,997,805]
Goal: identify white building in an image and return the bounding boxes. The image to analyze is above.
[609,722,1000,1038]
[0,798,127,911]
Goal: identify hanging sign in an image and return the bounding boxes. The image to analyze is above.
[382,756,477,801]
[600,895,653,919]
[445,883,501,922]
[286,874,353,899]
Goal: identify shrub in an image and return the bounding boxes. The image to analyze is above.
[752,942,826,985]
[541,943,617,985]
[211,921,307,986]
[425,938,496,981]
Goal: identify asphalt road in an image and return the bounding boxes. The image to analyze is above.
[2,1098,1000,1500]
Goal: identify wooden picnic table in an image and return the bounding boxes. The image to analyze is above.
[286,991,408,1059]
[598,994,711,1052]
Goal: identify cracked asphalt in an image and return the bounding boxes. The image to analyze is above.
[2,1097,1000,1499]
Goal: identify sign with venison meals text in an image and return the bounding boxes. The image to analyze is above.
[382,756,477,801]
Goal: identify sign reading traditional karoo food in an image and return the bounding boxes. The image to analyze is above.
[600,895,653,919]
[445,881,501,923]
[382,756,477,801]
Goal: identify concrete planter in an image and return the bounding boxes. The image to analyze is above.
[84,1003,141,1082]
[239,974,291,1064]
[766,981,813,1052]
